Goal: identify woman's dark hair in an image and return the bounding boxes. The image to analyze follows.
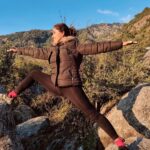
[54,23,77,36]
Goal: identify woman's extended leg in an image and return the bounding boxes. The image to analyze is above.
[14,70,62,96]
[61,86,119,140]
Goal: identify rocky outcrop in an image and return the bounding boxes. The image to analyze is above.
[130,14,150,32]
[98,83,150,147]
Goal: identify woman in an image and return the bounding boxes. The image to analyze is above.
[7,23,137,149]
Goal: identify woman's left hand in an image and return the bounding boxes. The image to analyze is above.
[123,41,137,46]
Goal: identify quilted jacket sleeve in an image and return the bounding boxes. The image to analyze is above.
[77,40,123,55]
[17,47,52,60]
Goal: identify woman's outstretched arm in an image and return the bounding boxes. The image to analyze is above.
[77,40,137,55]
[7,47,53,60]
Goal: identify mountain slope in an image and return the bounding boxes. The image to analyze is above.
[122,7,150,47]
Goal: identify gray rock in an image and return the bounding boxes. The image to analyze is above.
[117,83,150,137]
[13,104,36,124]
[16,116,50,140]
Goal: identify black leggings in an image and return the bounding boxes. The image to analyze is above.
[14,70,119,140]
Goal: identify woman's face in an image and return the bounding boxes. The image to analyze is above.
[51,27,64,45]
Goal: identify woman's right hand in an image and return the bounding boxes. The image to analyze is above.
[7,48,18,53]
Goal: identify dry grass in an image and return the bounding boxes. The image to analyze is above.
[49,101,72,123]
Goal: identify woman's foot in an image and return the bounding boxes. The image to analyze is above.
[7,90,17,104]
[8,90,17,99]
[114,137,129,150]
[1,90,18,105]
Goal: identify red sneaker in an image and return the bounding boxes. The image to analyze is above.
[114,137,128,149]
[8,90,17,98]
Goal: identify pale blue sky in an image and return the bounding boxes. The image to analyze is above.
[0,0,149,35]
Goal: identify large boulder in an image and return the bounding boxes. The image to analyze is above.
[98,83,150,147]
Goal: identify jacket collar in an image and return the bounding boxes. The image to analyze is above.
[52,36,77,46]
[59,36,76,44]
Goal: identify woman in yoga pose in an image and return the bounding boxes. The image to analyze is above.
[7,23,137,149]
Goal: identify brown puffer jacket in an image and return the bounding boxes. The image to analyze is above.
[17,36,123,87]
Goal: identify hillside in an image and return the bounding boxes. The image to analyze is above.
[0,30,51,48]
[78,23,123,43]
[121,7,150,47]
[0,23,123,49]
